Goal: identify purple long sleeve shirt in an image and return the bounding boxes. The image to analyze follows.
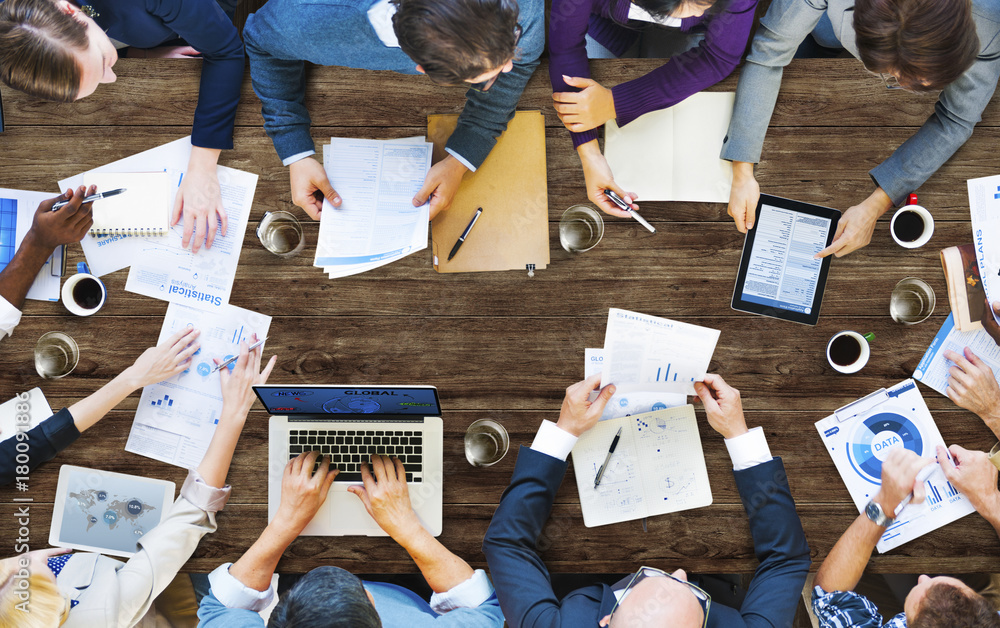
[549,0,758,147]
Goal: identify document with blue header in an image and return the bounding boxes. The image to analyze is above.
[914,313,1000,397]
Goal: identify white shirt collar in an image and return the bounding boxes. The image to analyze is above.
[627,3,683,26]
[368,0,400,48]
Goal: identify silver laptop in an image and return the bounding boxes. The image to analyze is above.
[257,385,443,536]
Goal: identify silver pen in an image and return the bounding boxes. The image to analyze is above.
[594,426,623,488]
[212,337,268,373]
[52,187,127,211]
[604,189,655,233]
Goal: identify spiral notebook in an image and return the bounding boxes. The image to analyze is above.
[83,172,171,236]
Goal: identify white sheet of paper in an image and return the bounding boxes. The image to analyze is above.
[572,406,712,527]
[600,308,720,395]
[914,313,1000,397]
[967,175,1000,325]
[0,188,63,301]
[0,388,53,445]
[585,348,686,419]
[125,303,271,469]
[815,380,976,552]
[315,138,431,277]
[604,92,735,203]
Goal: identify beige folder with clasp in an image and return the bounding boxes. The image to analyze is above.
[427,110,549,274]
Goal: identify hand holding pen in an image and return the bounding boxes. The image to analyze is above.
[215,333,277,420]
[605,189,655,233]
[30,186,97,249]
[51,187,126,211]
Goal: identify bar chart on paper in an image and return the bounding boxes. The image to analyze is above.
[652,363,695,384]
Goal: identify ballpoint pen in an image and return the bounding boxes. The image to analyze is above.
[594,426,623,488]
[604,189,656,233]
[447,207,484,261]
[212,336,268,373]
[52,187,127,211]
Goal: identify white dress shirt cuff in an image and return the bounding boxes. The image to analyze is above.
[208,563,276,612]
[724,427,773,471]
[0,295,22,341]
[444,147,478,173]
[282,150,316,167]
[181,469,232,513]
[530,420,579,462]
[429,569,494,613]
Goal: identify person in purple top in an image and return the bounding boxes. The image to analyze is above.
[549,0,757,216]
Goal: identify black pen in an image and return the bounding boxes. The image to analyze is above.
[447,207,483,261]
[593,426,623,488]
[52,187,127,211]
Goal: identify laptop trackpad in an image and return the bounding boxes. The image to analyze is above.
[329,488,388,536]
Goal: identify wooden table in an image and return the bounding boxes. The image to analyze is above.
[0,59,998,577]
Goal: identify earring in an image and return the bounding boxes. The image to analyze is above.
[80,4,100,18]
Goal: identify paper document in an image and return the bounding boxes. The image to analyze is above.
[125,303,271,468]
[914,313,1000,397]
[315,137,432,278]
[84,172,171,236]
[585,349,686,420]
[59,137,257,309]
[0,189,64,301]
[967,175,1000,325]
[604,92,734,203]
[0,388,53,445]
[571,406,712,527]
[816,379,975,552]
[601,308,720,395]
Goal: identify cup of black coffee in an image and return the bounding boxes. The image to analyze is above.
[827,330,875,374]
[61,262,106,316]
[890,196,934,249]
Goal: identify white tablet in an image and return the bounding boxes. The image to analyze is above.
[50,465,175,558]
[731,194,841,326]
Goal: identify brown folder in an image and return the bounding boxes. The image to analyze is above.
[428,110,549,274]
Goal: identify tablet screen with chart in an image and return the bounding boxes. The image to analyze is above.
[732,195,840,325]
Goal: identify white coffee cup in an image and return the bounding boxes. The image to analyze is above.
[890,195,934,249]
[61,262,106,316]
[826,330,874,374]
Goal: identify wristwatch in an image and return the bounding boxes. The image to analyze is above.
[865,499,895,527]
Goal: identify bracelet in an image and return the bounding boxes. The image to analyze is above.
[988,441,1000,472]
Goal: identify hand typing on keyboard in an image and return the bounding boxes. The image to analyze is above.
[348,454,421,540]
[278,451,340,532]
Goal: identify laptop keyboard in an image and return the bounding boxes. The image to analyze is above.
[288,429,423,483]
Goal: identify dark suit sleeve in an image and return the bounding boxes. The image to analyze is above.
[482,446,576,628]
[0,408,79,486]
[730,457,811,628]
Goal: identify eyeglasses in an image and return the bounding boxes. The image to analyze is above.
[466,24,522,93]
[879,73,903,90]
[608,566,711,627]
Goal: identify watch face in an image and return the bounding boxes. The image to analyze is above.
[865,502,880,520]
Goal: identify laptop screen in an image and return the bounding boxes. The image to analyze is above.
[254,386,441,416]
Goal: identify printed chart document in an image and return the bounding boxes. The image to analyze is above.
[816,380,976,552]
[571,406,712,527]
[0,189,63,301]
[601,308,720,396]
[604,92,734,203]
[967,175,1000,325]
[59,137,257,312]
[914,313,1000,397]
[126,302,271,468]
[315,137,432,278]
[739,204,831,315]
[585,349,686,420]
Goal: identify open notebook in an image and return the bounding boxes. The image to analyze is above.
[571,405,712,527]
[83,172,170,236]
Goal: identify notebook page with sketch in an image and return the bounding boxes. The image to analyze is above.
[571,405,712,527]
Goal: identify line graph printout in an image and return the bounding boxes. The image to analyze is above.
[601,308,720,395]
[126,302,271,468]
[914,313,1000,397]
[572,405,712,527]
[740,203,831,315]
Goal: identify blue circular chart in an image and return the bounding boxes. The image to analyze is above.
[848,411,923,484]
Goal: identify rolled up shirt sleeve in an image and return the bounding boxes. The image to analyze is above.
[181,468,232,513]
[0,408,80,486]
[429,569,495,613]
[0,295,21,341]
[811,586,886,628]
[207,562,277,612]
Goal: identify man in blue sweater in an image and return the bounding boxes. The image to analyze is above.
[243,0,543,221]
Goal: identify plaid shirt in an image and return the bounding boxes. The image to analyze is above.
[812,586,909,628]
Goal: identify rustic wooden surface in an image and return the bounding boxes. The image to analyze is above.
[0,59,997,578]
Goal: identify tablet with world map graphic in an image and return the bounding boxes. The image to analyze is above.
[49,465,175,558]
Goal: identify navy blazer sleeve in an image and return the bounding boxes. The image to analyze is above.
[0,408,79,486]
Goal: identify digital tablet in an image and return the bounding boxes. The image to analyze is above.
[731,194,840,326]
[50,465,175,558]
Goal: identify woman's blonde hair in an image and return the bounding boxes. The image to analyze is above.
[0,0,88,102]
[0,560,68,627]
